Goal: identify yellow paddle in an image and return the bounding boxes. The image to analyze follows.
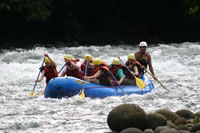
[120,59,146,89]
[144,68,170,91]
[30,57,45,96]
[80,58,89,99]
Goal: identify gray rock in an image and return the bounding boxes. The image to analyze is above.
[120,128,143,133]
[160,128,179,133]
[144,129,155,133]
[175,117,187,125]
[155,109,180,123]
[190,123,200,132]
[146,113,167,130]
[107,104,147,132]
[154,126,169,133]
[176,109,195,120]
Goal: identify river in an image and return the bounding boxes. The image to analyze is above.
[0,42,200,133]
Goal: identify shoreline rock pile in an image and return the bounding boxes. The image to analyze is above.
[106,104,200,133]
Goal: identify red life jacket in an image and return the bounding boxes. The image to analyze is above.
[43,65,58,84]
[94,62,110,80]
[110,64,123,80]
[123,60,141,80]
[66,59,83,79]
[81,60,95,76]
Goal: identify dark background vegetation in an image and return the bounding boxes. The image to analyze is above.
[1,0,200,48]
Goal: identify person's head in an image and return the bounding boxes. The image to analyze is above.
[84,54,93,62]
[64,54,73,63]
[112,58,120,67]
[139,41,147,53]
[45,57,51,67]
[93,58,102,66]
[128,54,135,63]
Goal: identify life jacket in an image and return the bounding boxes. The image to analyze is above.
[43,65,58,84]
[94,62,110,81]
[109,64,124,80]
[81,60,95,76]
[66,59,83,79]
[123,61,141,80]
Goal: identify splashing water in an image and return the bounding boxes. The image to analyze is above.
[0,42,200,133]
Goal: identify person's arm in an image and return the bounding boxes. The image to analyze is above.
[84,70,101,79]
[35,70,45,82]
[44,53,57,67]
[117,69,125,85]
[133,65,139,76]
[147,54,157,80]
[69,61,80,69]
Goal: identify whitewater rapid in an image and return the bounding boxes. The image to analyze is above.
[0,42,200,133]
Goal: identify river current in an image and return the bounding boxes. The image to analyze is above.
[0,42,200,133]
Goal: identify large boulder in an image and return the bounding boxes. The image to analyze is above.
[176,109,195,120]
[155,109,180,123]
[146,113,167,130]
[107,104,147,132]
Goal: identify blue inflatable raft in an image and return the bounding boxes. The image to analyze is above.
[44,75,154,98]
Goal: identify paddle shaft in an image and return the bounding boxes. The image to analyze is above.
[145,68,170,91]
[80,59,89,98]
[58,63,67,74]
[109,70,126,95]
[32,57,45,92]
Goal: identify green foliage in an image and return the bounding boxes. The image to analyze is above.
[0,0,53,21]
[184,0,200,16]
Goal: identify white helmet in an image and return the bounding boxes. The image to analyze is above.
[139,41,148,47]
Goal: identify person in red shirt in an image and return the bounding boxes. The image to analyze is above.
[35,54,58,84]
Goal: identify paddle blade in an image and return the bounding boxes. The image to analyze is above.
[135,77,146,89]
[30,91,34,96]
[41,91,44,95]
[80,89,85,99]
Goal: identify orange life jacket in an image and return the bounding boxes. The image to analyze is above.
[81,60,95,76]
[66,59,83,79]
[110,64,124,80]
[94,62,110,80]
[43,65,58,84]
[123,60,141,80]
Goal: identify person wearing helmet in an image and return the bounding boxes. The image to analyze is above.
[35,53,58,84]
[124,54,140,78]
[84,58,110,86]
[81,54,95,76]
[60,54,83,79]
[134,41,157,80]
[109,58,125,86]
